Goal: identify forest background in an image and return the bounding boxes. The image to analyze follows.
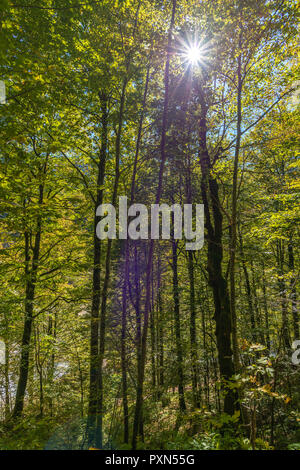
[0,0,299,451]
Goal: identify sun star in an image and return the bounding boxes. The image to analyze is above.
[186,45,202,64]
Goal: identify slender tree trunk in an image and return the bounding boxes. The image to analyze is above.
[34,325,44,417]
[262,260,271,350]
[239,226,256,342]
[198,85,236,416]
[250,261,265,346]
[120,63,151,443]
[13,181,44,419]
[207,298,220,412]
[188,251,200,409]
[171,237,186,412]
[186,160,200,409]
[277,240,291,351]
[157,254,164,399]
[39,366,44,417]
[48,311,56,417]
[87,92,108,446]
[95,80,127,449]
[78,355,84,419]
[4,339,10,420]
[150,288,156,390]
[229,50,242,371]
[121,259,130,443]
[132,0,177,449]
[288,239,299,340]
[199,299,209,408]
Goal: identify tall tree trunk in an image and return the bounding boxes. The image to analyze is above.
[199,297,209,408]
[12,181,44,419]
[157,254,164,399]
[186,158,200,409]
[150,275,156,390]
[188,251,200,409]
[171,237,186,412]
[277,240,291,351]
[4,339,10,420]
[34,325,44,417]
[288,239,299,340]
[132,0,177,449]
[120,63,150,443]
[48,311,57,417]
[262,260,271,350]
[250,261,265,346]
[198,85,236,416]
[239,226,256,342]
[95,80,127,449]
[229,49,242,371]
[87,92,108,446]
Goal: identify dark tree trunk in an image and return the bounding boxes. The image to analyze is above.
[277,240,291,352]
[288,239,299,340]
[157,254,164,399]
[87,92,108,446]
[150,287,156,390]
[188,251,200,409]
[95,80,127,449]
[171,237,186,412]
[4,339,10,420]
[261,260,271,350]
[198,86,236,416]
[48,311,57,417]
[186,159,200,409]
[13,181,44,419]
[238,226,257,342]
[250,261,265,346]
[229,50,242,371]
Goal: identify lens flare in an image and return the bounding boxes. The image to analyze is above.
[179,37,210,68]
[186,46,202,65]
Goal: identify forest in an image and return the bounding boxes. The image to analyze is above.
[0,0,299,451]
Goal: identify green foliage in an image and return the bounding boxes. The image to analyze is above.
[0,0,299,451]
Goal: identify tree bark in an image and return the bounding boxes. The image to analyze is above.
[277,240,291,351]
[131,0,177,449]
[13,181,44,419]
[95,80,127,449]
[171,237,186,412]
[198,85,236,416]
[288,239,299,340]
[120,63,150,444]
[87,92,108,446]
[239,227,257,342]
[229,49,242,371]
